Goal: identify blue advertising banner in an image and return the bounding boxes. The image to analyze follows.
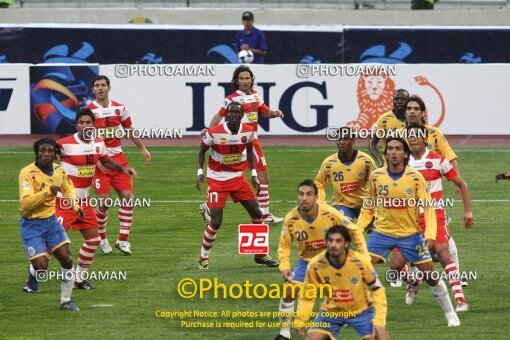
[30,64,99,134]
[0,26,339,65]
[343,27,510,64]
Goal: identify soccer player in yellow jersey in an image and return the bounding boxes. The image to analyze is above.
[294,225,388,340]
[19,139,84,311]
[315,128,376,231]
[369,89,409,167]
[357,137,460,327]
[275,180,368,340]
[403,96,468,287]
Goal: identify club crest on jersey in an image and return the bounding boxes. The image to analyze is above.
[241,136,248,143]
[405,187,413,195]
[357,172,364,179]
[22,181,31,190]
[220,138,228,144]
[425,161,433,169]
[350,276,359,285]
[324,277,330,284]
[281,226,286,235]
[426,144,433,150]
[115,109,120,115]
[28,247,36,257]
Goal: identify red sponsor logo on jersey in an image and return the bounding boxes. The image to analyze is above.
[425,161,433,169]
[332,289,354,302]
[340,182,359,193]
[238,224,269,254]
[241,136,248,143]
[304,239,326,250]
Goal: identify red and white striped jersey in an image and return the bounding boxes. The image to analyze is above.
[87,99,133,156]
[409,149,457,209]
[58,134,110,198]
[202,123,256,181]
[217,90,269,132]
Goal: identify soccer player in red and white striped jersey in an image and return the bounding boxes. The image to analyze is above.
[56,109,137,289]
[87,75,150,255]
[393,123,473,312]
[199,66,284,225]
[196,101,279,270]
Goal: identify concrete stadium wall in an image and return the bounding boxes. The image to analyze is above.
[2,8,510,26]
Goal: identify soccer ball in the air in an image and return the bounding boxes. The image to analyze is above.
[238,50,254,64]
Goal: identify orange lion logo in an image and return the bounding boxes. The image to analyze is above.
[346,73,446,129]
[346,74,395,130]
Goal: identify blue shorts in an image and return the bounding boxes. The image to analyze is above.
[292,259,308,283]
[20,215,70,260]
[310,308,374,338]
[367,230,431,264]
[335,205,374,231]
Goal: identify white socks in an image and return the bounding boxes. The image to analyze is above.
[279,298,295,338]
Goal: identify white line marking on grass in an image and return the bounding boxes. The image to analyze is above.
[90,304,114,307]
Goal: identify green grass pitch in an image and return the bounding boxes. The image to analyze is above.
[0,145,508,339]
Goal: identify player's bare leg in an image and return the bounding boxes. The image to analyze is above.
[389,249,405,288]
[257,170,283,224]
[435,243,468,312]
[53,244,79,311]
[112,189,134,255]
[198,207,223,269]
[276,284,301,340]
[414,261,459,327]
[305,332,330,340]
[74,228,101,289]
[240,198,279,267]
[390,250,422,304]
[95,192,112,254]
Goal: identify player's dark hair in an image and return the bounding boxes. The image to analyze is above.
[33,138,62,161]
[226,101,243,112]
[92,75,110,87]
[232,65,254,91]
[76,108,95,124]
[298,179,318,195]
[383,137,411,166]
[325,225,352,243]
[406,123,428,140]
[394,88,409,99]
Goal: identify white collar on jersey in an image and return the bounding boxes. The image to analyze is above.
[223,122,244,135]
[73,132,93,145]
[410,148,429,162]
[93,99,112,109]
[235,89,252,96]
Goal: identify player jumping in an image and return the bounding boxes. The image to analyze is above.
[20,138,83,310]
[56,109,137,289]
[275,180,368,340]
[199,65,284,225]
[196,101,278,269]
[315,127,376,232]
[294,225,388,340]
[357,137,461,327]
[88,75,150,255]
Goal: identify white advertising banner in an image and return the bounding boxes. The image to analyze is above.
[98,64,510,135]
[0,64,30,134]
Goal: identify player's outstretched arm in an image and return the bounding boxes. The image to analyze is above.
[263,109,284,119]
[369,137,384,167]
[246,143,260,194]
[314,163,328,204]
[196,144,208,191]
[453,176,474,229]
[278,221,293,277]
[102,158,137,179]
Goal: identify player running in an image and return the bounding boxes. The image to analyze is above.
[88,75,150,255]
[56,109,137,289]
[294,225,388,340]
[196,101,278,269]
[275,180,368,340]
[391,124,473,311]
[199,65,284,225]
[315,127,376,232]
[20,138,83,310]
[357,137,461,327]
[369,89,409,167]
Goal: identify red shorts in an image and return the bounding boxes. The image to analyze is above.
[206,176,256,208]
[419,209,450,244]
[56,204,97,232]
[93,153,133,195]
[245,138,267,172]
